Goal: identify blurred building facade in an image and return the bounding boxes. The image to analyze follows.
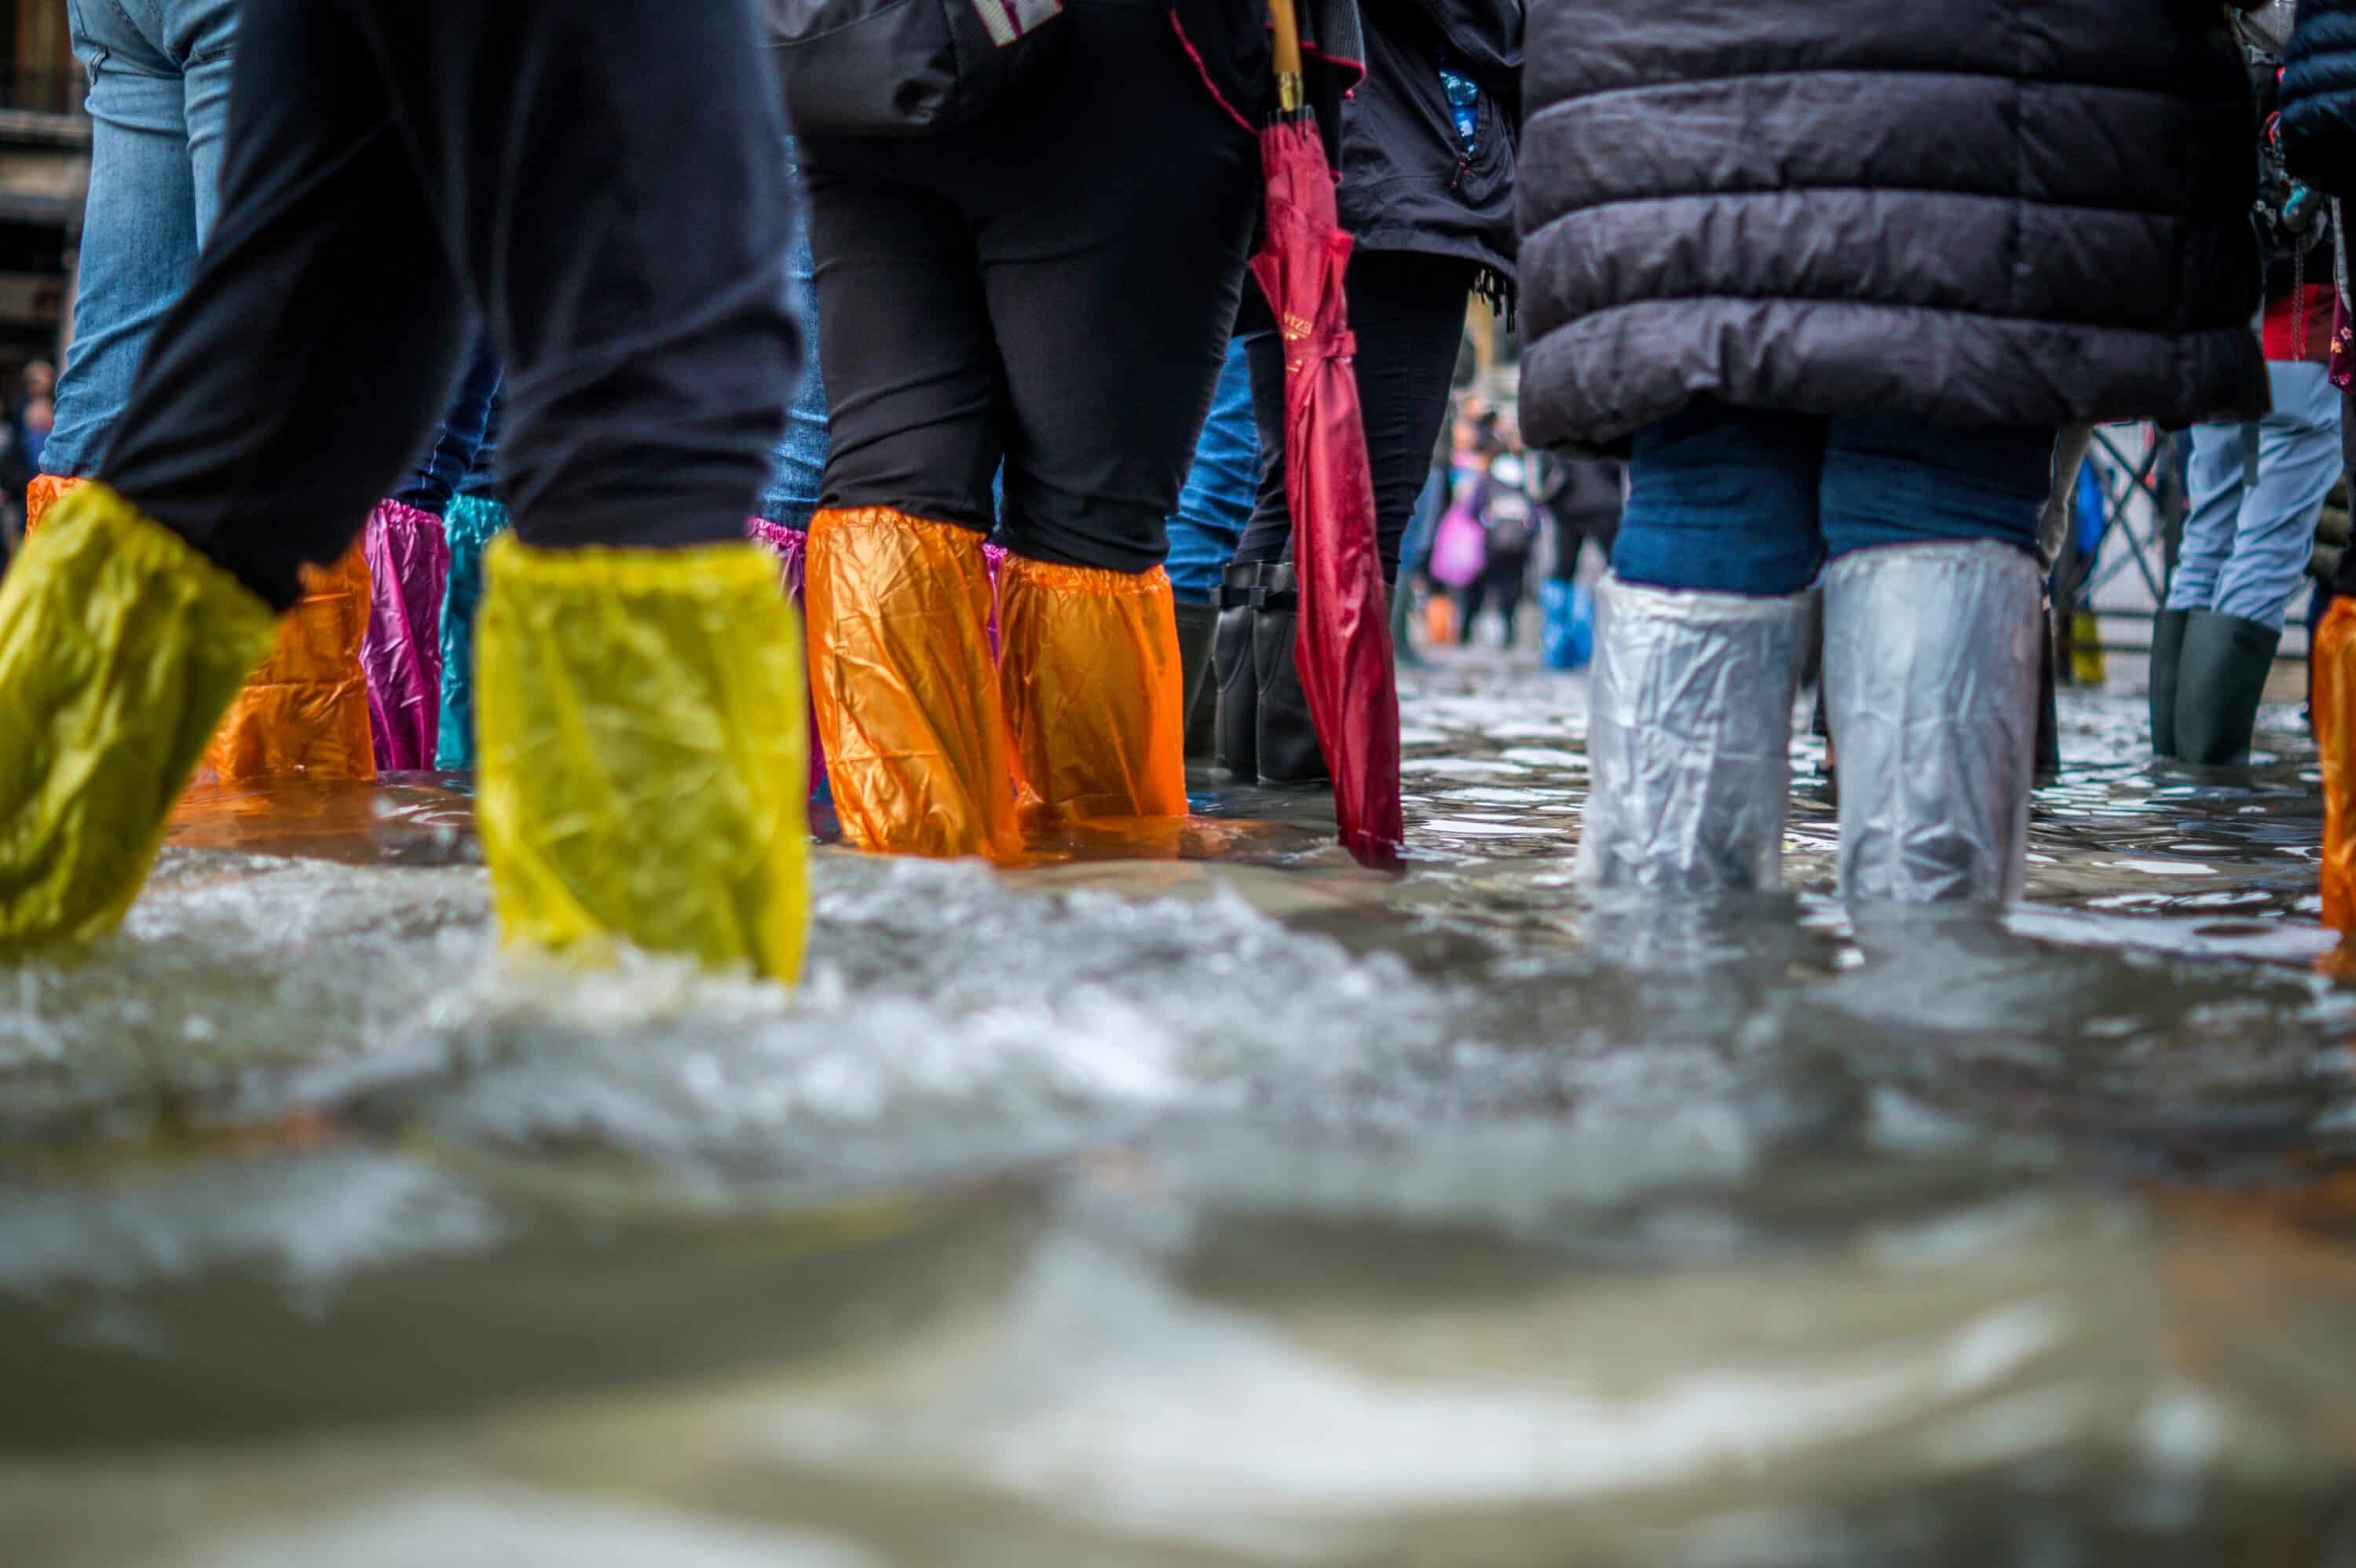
[0,2,86,379]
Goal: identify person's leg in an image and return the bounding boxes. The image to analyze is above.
[978,2,1259,824]
[1168,334,1257,761]
[41,4,199,480]
[1613,404,1827,595]
[2210,361,2343,629]
[1,0,470,950]
[1579,404,1820,892]
[755,148,831,535]
[747,147,835,799]
[2173,367,2341,764]
[356,0,806,974]
[1817,415,2052,902]
[799,144,1016,858]
[364,340,500,773]
[1227,249,1474,782]
[1491,552,1527,646]
[1165,335,1258,607]
[2166,421,2248,612]
[2152,422,2238,756]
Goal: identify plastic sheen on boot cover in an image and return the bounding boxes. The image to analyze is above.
[1212,561,1262,778]
[997,554,1188,828]
[807,506,1016,860]
[1575,573,1809,893]
[201,539,376,784]
[361,499,450,772]
[2317,598,2356,930]
[474,535,808,981]
[0,481,276,952]
[434,492,510,770]
[2148,607,2190,759]
[1824,542,2042,903]
[2172,609,2282,767]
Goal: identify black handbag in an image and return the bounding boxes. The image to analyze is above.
[769,0,1066,136]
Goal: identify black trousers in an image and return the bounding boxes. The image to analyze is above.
[1235,249,1476,581]
[798,0,1260,576]
[101,0,799,611]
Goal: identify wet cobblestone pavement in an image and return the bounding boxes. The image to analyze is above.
[6,652,2356,1566]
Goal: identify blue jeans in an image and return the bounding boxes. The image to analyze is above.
[1612,404,2056,596]
[391,340,503,514]
[2168,360,2342,630]
[45,0,238,478]
[1163,335,1259,604]
[756,153,830,529]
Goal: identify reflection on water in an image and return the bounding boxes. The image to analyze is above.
[6,655,2356,1565]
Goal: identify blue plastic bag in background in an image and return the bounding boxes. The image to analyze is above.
[1539,579,1594,671]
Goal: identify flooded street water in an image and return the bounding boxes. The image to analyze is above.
[8,651,2356,1566]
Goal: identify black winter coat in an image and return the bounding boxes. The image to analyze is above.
[2284,0,2356,198]
[1516,0,2268,453]
[1338,0,1522,298]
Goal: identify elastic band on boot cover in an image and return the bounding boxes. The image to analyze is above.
[0,482,276,949]
[1575,574,1809,892]
[434,492,510,770]
[1824,542,2041,903]
[362,499,449,772]
[2318,598,2356,930]
[201,539,375,784]
[474,535,808,981]
[807,506,1016,860]
[997,554,1188,827]
[24,475,80,535]
[748,517,829,803]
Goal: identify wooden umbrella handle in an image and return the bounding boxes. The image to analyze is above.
[1268,0,1304,111]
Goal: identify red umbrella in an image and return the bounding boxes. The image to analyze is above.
[1253,0,1404,870]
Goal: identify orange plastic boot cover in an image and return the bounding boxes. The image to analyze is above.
[806,506,1016,859]
[2319,598,2356,930]
[996,554,1187,827]
[200,542,378,784]
[25,475,81,536]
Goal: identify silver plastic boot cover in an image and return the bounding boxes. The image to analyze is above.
[1824,542,2042,903]
[1576,575,1809,892]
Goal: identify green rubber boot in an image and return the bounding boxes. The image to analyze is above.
[2148,607,2190,759]
[2173,609,2281,766]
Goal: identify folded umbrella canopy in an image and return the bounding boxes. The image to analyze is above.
[1253,0,1403,868]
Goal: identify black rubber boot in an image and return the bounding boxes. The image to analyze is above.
[2148,607,2190,759]
[1174,598,1220,763]
[1213,561,1262,779]
[1252,565,1331,788]
[2174,609,2281,766]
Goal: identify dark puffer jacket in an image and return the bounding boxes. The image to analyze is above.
[2284,0,2356,197]
[1517,1,2268,453]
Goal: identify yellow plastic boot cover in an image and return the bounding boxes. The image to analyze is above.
[0,483,276,950]
[806,506,1017,860]
[474,535,809,981]
[997,554,1187,826]
[2318,598,2356,930]
[201,541,377,784]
